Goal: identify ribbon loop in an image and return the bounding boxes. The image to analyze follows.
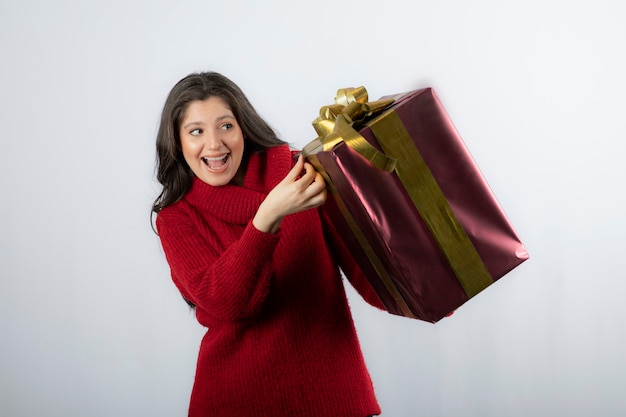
[336,86,368,106]
[307,86,397,172]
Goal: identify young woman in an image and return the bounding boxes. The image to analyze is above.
[152,71,384,417]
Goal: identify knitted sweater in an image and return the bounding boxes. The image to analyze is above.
[156,145,384,417]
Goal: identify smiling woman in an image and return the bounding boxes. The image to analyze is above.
[150,71,385,417]
[152,72,285,214]
[179,97,245,187]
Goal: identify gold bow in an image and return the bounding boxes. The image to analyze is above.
[303,87,397,172]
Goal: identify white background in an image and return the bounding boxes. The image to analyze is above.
[1,1,625,416]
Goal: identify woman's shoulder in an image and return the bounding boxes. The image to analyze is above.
[155,198,193,230]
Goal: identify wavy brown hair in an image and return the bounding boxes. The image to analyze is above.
[152,71,287,216]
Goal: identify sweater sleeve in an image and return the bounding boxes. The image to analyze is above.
[320,209,386,311]
[156,207,280,322]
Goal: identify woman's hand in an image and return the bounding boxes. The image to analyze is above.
[253,154,327,234]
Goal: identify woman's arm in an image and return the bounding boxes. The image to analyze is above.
[156,155,327,322]
[157,210,280,321]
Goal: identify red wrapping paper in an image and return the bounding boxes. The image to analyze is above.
[307,87,528,322]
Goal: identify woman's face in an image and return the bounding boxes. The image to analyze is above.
[179,96,245,186]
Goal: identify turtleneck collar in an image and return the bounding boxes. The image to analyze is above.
[183,145,294,224]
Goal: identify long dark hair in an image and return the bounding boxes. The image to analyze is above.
[152,71,287,216]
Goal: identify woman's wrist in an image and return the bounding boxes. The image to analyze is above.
[253,204,284,234]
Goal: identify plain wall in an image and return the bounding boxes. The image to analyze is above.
[1,0,625,416]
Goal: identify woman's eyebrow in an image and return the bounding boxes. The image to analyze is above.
[182,114,234,130]
[215,114,235,122]
[182,121,204,130]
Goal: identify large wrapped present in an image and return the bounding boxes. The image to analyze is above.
[303,86,529,323]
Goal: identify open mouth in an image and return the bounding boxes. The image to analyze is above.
[201,154,229,170]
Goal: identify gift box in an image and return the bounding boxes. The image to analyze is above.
[302,86,529,323]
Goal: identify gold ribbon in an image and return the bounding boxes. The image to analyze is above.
[304,87,397,173]
[303,86,493,315]
[367,111,494,298]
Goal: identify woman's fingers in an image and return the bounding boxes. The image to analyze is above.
[270,156,327,212]
[300,171,327,209]
[254,157,328,233]
[306,171,326,194]
[285,154,306,183]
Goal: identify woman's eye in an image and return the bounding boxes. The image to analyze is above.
[220,123,233,130]
[190,128,202,136]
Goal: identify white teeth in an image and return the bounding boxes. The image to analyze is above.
[203,155,226,161]
[202,154,229,169]
[202,154,228,163]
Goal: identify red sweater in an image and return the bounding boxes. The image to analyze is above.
[156,145,383,417]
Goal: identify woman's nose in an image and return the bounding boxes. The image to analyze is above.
[204,132,222,149]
